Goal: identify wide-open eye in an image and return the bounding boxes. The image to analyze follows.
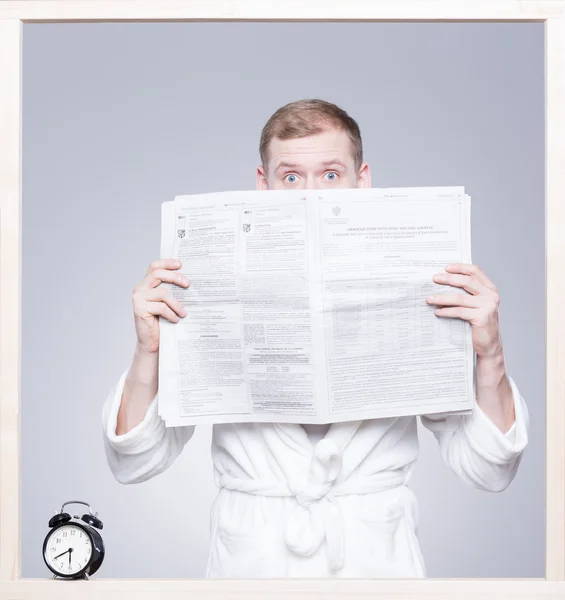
[324,172,338,181]
[285,174,298,184]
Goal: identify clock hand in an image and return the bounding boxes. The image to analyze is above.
[68,548,72,567]
[53,549,70,560]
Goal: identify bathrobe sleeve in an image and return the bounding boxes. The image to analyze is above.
[102,366,195,485]
[419,375,529,492]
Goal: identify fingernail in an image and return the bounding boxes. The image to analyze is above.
[427,296,436,302]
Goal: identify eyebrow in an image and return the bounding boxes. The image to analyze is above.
[274,159,348,173]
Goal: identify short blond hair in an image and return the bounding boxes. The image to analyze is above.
[259,99,363,170]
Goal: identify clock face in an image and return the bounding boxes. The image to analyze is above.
[44,523,93,576]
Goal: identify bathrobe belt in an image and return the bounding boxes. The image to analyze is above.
[217,438,413,571]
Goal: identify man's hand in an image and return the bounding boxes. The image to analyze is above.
[425,263,515,432]
[425,263,502,358]
[132,259,190,354]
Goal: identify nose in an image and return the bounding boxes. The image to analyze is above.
[302,175,317,190]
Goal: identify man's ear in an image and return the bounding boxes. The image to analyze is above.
[256,165,269,190]
[357,163,371,188]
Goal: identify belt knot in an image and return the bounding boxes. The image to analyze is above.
[284,439,345,570]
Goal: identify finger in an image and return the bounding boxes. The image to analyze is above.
[136,300,183,323]
[145,258,183,277]
[426,293,482,308]
[139,268,190,291]
[444,263,497,291]
[434,306,476,321]
[144,287,187,317]
[432,272,483,295]
[150,301,183,323]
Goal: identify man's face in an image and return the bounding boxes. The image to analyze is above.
[256,127,371,191]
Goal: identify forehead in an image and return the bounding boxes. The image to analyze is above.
[267,128,355,169]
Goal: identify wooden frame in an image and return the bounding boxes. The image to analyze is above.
[0,1,562,597]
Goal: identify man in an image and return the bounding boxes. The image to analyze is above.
[102,99,529,578]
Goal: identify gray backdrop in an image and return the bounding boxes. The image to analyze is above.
[22,22,545,578]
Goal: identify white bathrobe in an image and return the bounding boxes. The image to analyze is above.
[102,367,529,578]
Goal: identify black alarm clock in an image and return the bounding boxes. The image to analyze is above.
[43,500,105,579]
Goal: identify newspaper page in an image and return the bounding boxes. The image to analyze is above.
[157,187,474,426]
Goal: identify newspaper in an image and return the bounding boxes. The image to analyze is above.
[157,186,474,426]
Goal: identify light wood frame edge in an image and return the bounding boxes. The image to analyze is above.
[0,1,563,597]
